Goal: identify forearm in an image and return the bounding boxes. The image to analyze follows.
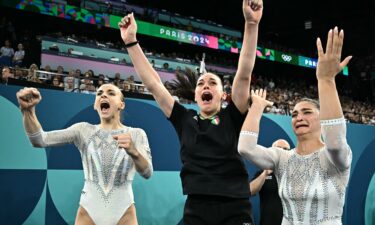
[126,45,162,90]
[318,79,343,120]
[237,23,259,78]
[250,172,266,196]
[241,103,264,133]
[22,108,42,135]
[322,119,352,171]
[232,24,259,112]
[129,150,153,179]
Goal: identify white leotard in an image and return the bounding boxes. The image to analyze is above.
[28,122,153,225]
[238,118,352,225]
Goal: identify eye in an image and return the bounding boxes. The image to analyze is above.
[97,92,102,96]
[109,92,115,96]
[197,82,203,86]
[291,113,297,118]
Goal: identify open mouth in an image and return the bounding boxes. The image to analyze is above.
[295,124,308,129]
[201,92,213,104]
[100,102,110,113]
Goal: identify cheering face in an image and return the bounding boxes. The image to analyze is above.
[291,101,321,137]
[194,73,225,117]
[94,84,125,120]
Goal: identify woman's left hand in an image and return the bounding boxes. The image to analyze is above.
[316,27,352,81]
[113,133,138,157]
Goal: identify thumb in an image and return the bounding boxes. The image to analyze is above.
[130,12,136,24]
[340,56,352,69]
[112,135,118,140]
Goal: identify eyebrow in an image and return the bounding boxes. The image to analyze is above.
[197,78,217,83]
[292,108,313,114]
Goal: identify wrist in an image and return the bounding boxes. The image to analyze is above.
[21,107,35,115]
[318,78,336,85]
[128,148,140,158]
[124,40,139,49]
[124,36,137,45]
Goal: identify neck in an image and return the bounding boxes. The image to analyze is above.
[200,108,220,119]
[296,134,324,155]
[99,117,124,130]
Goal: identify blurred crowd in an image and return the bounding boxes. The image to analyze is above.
[0,8,374,126]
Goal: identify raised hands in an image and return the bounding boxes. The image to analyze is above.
[250,89,273,110]
[118,13,138,44]
[113,133,138,157]
[243,0,263,25]
[16,87,42,111]
[316,27,352,81]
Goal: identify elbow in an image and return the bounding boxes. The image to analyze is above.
[141,166,153,179]
[30,141,46,148]
[238,142,254,159]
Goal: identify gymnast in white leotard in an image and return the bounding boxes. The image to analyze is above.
[17,84,153,225]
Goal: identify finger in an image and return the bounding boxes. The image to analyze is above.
[332,27,339,56]
[263,89,267,98]
[259,89,263,96]
[243,0,249,8]
[340,56,352,69]
[112,135,118,140]
[130,12,135,22]
[326,29,333,54]
[335,30,344,60]
[316,38,324,58]
[31,89,40,98]
[267,100,274,106]
[255,89,259,96]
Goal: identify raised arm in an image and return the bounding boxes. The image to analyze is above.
[232,0,263,113]
[17,87,80,148]
[238,89,279,169]
[17,87,43,136]
[119,13,174,117]
[316,27,352,170]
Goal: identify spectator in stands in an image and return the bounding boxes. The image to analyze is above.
[64,77,78,92]
[119,0,263,223]
[113,72,122,88]
[12,43,25,66]
[0,40,14,66]
[1,66,13,84]
[51,76,63,88]
[239,27,353,225]
[27,64,38,81]
[16,84,153,225]
[96,78,105,90]
[56,65,64,74]
[80,72,95,94]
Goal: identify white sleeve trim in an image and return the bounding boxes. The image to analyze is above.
[320,117,346,126]
[240,131,259,137]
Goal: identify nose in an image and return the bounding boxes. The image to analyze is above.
[296,113,303,121]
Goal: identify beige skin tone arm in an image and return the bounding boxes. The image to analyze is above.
[113,133,151,178]
[16,87,43,137]
[232,0,263,114]
[250,170,272,196]
[316,27,351,120]
[119,13,174,118]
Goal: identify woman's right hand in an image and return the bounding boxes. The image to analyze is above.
[250,89,273,110]
[118,13,138,44]
[16,87,41,111]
